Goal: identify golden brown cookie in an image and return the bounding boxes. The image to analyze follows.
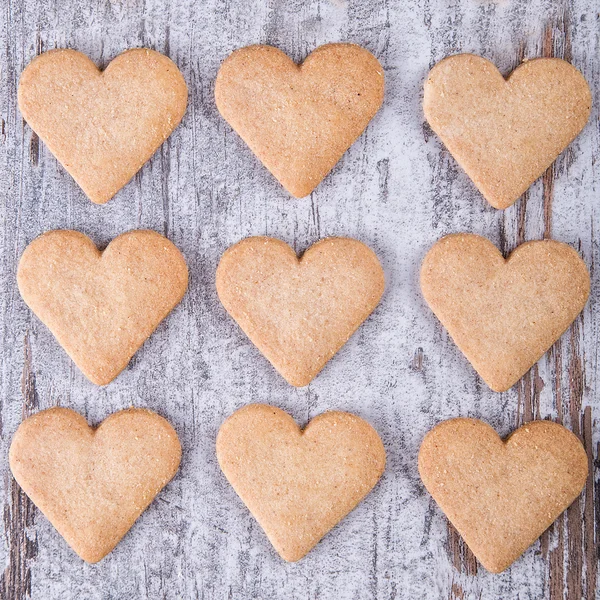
[420,234,589,391]
[17,230,188,385]
[9,407,182,563]
[18,48,188,204]
[424,54,591,209]
[217,404,386,561]
[215,43,384,197]
[216,236,385,386]
[418,418,588,573]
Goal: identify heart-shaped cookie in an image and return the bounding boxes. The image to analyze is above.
[17,229,188,385]
[424,55,591,209]
[216,237,385,386]
[418,418,588,573]
[420,234,589,391]
[217,404,386,561]
[215,44,384,197]
[18,48,187,204]
[9,407,181,563]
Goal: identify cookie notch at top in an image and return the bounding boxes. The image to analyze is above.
[18,48,188,204]
[215,43,384,197]
[424,54,591,209]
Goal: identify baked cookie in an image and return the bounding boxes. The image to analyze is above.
[424,54,591,209]
[9,407,182,563]
[217,404,386,561]
[420,234,589,391]
[418,418,588,573]
[17,230,188,385]
[18,48,188,204]
[215,43,384,197]
[216,236,385,386]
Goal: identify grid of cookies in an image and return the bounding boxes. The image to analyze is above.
[8,41,592,577]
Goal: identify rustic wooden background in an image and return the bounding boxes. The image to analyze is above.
[0,0,598,598]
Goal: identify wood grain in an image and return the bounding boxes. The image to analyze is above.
[0,0,597,598]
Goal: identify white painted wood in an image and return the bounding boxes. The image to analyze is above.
[0,1,598,598]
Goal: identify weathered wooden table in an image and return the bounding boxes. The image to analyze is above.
[0,0,598,598]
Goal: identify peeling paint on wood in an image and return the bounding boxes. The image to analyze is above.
[0,0,598,598]
[1,335,38,600]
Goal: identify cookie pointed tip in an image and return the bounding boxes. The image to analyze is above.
[276,544,311,562]
[283,182,316,198]
[78,549,109,564]
[486,379,513,393]
[479,556,511,574]
[284,373,315,387]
